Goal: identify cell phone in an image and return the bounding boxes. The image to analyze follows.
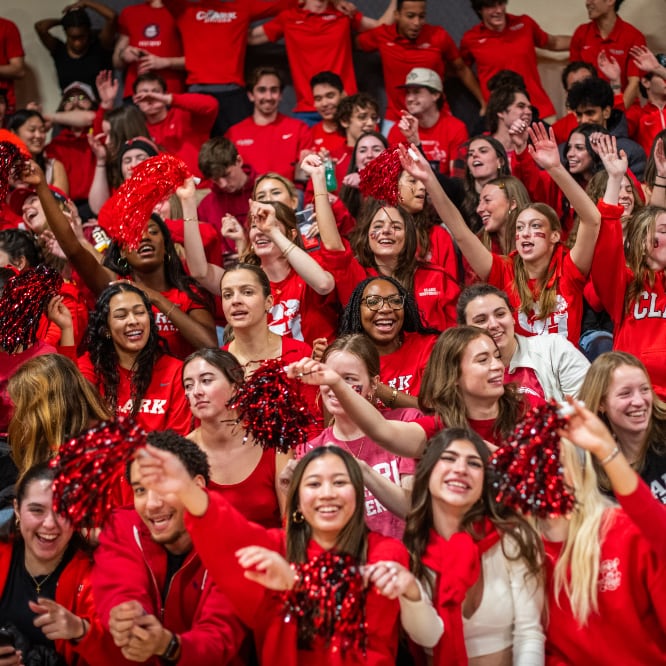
[295,207,319,252]
[0,628,15,650]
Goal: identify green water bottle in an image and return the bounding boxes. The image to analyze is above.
[324,157,337,192]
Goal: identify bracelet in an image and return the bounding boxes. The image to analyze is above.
[314,193,329,199]
[183,217,198,222]
[384,388,398,408]
[71,617,87,643]
[599,446,620,466]
[165,303,177,319]
[282,243,295,257]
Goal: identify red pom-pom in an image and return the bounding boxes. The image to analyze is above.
[0,264,63,353]
[281,550,367,655]
[359,146,404,206]
[226,358,316,453]
[0,138,30,202]
[489,401,575,518]
[98,154,190,250]
[51,417,147,529]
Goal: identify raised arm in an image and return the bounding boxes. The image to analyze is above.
[23,161,113,294]
[249,200,335,295]
[34,17,61,53]
[287,357,428,457]
[300,154,345,251]
[399,143,493,279]
[649,138,666,208]
[359,461,411,519]
[526,123,601,276]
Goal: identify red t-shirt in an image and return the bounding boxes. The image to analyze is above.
[226,114,310,181]
[488,248,587,345]
[380,332,437,397]
[304,407,420,539]
[356,23,459,122]
[387,113,468,177]
[46,129,96,202]
[305,122,347,155]
[625,102,666,156]
[78,352,192,434]
[146,94,218,177]
[0,19,24,112]
[262,4,361,112]
[570,16,647,90]
[208,448,281,529]
[460,14,555,118]
[427,225,459,282]
[118,3,185,97]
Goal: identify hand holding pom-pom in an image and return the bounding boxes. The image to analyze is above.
[359,146,405,206]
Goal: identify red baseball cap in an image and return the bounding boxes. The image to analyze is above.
[8,185,70,217]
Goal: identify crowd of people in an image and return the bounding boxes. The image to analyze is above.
[0,0,665,664]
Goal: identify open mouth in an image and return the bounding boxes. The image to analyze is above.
[36,533,59,543]
[137,243,155,257]
[373,317,396,333]
[149,513,174,534]
[125,329,144,342]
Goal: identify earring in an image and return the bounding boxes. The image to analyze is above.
[118,256,129,271]
[292,510,305,524]
[14,516,19,527]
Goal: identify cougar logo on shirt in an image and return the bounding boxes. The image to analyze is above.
[269,299,302,340]
[143,24,159,39]
[599,558,621,592]
[518,295,569,337]
[633,291,666,320]
[195,10,237,23]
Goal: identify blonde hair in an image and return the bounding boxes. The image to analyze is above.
[512,203,562,319]
[479,176,530,255]
[549,439,614,625]
[7,354,111,476]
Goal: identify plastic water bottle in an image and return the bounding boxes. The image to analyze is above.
[324,157,337,192]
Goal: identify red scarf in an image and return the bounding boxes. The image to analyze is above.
[421,521,501,666]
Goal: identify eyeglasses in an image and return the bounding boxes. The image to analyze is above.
[64,94,92,104]
[361,294,405,311]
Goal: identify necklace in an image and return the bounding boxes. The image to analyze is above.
[27,568,58,595]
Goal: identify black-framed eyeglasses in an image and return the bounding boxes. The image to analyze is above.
[361,294,405,311]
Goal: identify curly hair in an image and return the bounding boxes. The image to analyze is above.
[85,283,167,415]
[104,213,212,312]
[418,326,526,440]
[404,427,543,598]
[349,198,420,294]
[338,275,439,337]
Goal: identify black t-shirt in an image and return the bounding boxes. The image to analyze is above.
[162,550,189,604]
[51,34,112,94]
[0,540,75,648]
[641,446,666,505]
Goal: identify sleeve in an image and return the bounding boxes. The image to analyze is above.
[569,24,584,62]
[550,335,590,399]
[76,354,100,386]
[261,14,285,42]
[170,93,219,129]
[589,201,629,325]
[316,243,368,306]
[184,490,284,628]
[3,20,24,58]
[355,25,381,52]
[487,254,515,292]
[436,27,460,62]
[504,536,545,665]
[512,148,561,212]
[459,30,474,67]
[526,15,549,49]
[117,8,130,37]
[179,577,249,666]
[617,479,666,560]
[92,512,156,626]
[398,579,444,649]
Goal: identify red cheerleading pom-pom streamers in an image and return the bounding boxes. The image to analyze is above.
[489,401,576,519]
[226,358,316,453]
[0,264,63,353]
[51,416,147,529]
[281,550,367,656]
[0,138,30,202]
[97,154,191,250]
[359,145,405,206]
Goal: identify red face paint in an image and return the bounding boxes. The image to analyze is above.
[533,231,547,239]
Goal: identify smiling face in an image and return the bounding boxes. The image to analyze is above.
[321,350,376,416]
[476,183,511,234]
[618,175,635,217]
[125,220,165,270]
[463,294,515,360]
[646,211,666,271]
[566,132,594,177]
[254,176,298,210]
[405,86,440,117]
[182,357,235,421]
[106,290,151,356]
[355,134,385,170]
[497,92,532,129]
[248,211,292,260]
[367,207,406,261]
[394,1,426,40]
[398,171,426,214]
[457,334,505,405]
[467,139,503,184]
[220,268,272,330]
[298,453,357,547]
[21,193,48,234]
[586,0,616,20]
[250,74,282,118]
[428,438,484,515]
[312,83,343,122]
[130,459,194,554]
[602,364,653,444]
[15,117,46,156]
[16,478,74,571]
[359,278,405,351]
[479,1,507,30]
[514,207,559,263]
[342,105,379,144]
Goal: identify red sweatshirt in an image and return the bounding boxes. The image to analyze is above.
[590,202,666,398]
[93,508,247,665]
[544,508,666,665]
[0,542,125,666]
[617,478,666,560]
[184,490,408,665]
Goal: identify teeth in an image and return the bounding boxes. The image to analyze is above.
[446,481,468,489]
[38,534,58,541]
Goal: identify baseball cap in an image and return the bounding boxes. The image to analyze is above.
[62,81,96,102]
[8,186,69,217]
[397,68,443,93]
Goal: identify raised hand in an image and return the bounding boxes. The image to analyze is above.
[397,143,433,183]
[236,546,296,591]
[526,123,562,170]
[595,134,627,179]
[597,51,622,86]
[629,45,663,75]
[397,111,420,145]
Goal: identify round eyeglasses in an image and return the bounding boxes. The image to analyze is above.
[360,294,405,311]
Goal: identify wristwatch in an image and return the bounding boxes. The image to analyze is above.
[160,633,180,664]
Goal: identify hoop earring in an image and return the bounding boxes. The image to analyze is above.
[118,256,129,272]
[292,510,305,524]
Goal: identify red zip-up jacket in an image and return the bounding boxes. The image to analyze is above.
[92,507,247,665]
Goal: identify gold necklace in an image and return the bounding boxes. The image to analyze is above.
[25,559,62,595]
